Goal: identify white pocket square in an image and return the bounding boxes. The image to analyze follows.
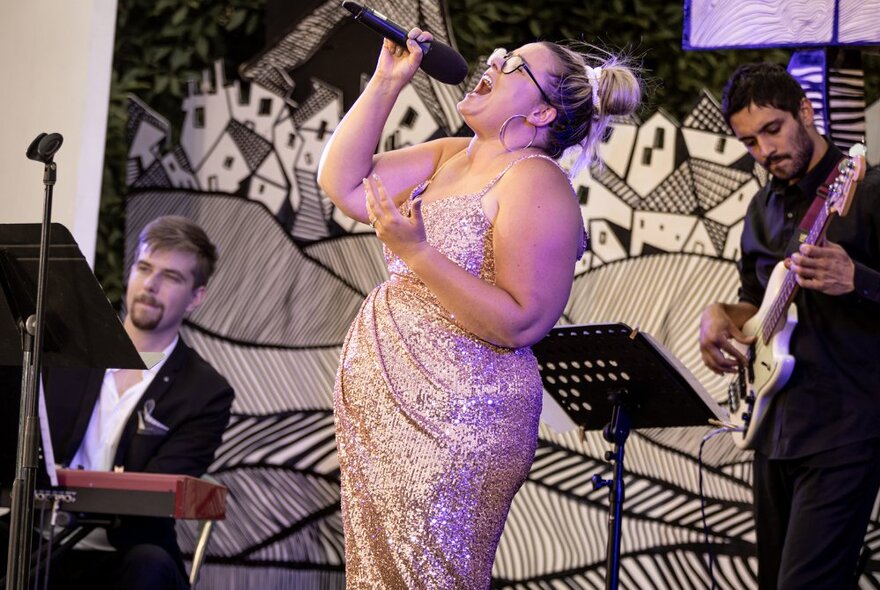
[137,399,170,436]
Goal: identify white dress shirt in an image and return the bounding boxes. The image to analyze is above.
[69,336,177,472]
[67,336,177,551]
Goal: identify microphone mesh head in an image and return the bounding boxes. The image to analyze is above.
[421,41,468,85]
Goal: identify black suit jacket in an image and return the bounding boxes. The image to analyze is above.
[42,337,234,566]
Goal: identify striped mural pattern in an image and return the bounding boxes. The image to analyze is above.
[789,49,867,153]
[827,66,867,150]
[181,327,341,413]
[302,234,389,297]
[212,412,338,473]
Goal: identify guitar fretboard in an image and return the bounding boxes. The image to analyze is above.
[759,156,859,344]
[761,204,832,343]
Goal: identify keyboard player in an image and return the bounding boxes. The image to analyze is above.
[3,216,234,590]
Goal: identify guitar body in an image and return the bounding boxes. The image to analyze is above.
[729,261,798,450]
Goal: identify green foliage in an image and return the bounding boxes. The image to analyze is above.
[447,0,879,116]
[95,0,264,306]
[447,0,791,119]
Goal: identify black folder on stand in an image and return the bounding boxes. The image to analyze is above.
[534,322,727,432]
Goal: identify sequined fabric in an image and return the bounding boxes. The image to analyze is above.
[334,156,549,589]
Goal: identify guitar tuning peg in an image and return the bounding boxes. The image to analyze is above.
[849,142,867,158]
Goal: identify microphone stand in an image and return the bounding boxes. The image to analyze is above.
[5,133,63,590]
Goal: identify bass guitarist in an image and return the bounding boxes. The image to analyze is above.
[699,62,880,589]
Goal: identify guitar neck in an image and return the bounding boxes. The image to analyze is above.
[761,204,836,343]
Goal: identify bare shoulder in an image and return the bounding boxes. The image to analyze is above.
[433,136,472,152]
[432,136,471,164]
[501,156,577,207]
[372,136,471,197]
[377,136,470,171]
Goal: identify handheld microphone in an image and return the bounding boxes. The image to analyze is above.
[341,1,468,85]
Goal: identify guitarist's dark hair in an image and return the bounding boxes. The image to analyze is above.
[721,62,806,126]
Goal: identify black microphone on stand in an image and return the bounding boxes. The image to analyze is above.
[341,1,468,85]
[26,133,64,164]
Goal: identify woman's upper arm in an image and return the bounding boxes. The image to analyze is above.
[491,160,582,345]
[331,137,469,222]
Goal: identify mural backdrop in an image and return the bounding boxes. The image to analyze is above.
[121,0,880,587]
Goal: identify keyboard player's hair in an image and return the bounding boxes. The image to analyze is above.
[137,215,218,288]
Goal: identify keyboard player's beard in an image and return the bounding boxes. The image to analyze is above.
[129,295,165,331]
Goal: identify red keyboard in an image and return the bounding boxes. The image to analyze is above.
[46,469,227,520]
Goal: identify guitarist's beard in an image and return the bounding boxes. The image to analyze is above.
[764,120,814,183]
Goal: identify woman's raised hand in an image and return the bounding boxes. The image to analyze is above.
[364,173,427,260]
[374,28,434,86]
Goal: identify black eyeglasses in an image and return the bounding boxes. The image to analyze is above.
[488,48,553,105]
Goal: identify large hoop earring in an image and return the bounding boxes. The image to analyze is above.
[499,114,537,152]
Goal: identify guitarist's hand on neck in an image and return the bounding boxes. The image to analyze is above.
[786,241,855,296]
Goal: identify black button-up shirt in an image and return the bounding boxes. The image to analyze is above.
[739,141,880,459]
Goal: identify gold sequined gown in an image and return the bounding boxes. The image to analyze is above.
[335,155,551,589]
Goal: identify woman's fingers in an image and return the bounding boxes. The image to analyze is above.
[363,177,378,226]
[372,174,394,215]
[407,28,432,43]
[364,174,396,228]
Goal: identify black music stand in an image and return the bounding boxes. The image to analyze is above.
[533,323,727,590]
[1,223,146,590]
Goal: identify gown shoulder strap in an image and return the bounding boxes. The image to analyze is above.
[474,153,566,198]
[474,153,588,261]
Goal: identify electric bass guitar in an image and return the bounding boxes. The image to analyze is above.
[727,144,866,450]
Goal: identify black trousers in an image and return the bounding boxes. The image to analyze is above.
[48,544,190,590]
[754,438,880,589]
[1,518,189,590]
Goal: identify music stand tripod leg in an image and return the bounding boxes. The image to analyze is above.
[591,389,631,590]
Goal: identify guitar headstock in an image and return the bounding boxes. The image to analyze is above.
[828,143,867,218]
